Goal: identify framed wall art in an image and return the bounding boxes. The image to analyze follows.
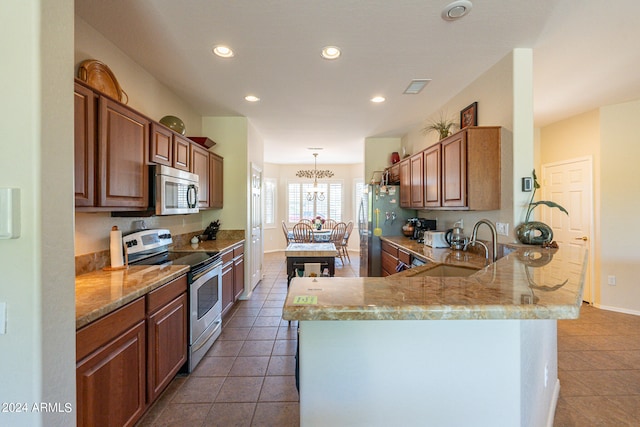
[460,102,478,128]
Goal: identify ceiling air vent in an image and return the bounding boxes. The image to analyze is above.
[403,79,431,95]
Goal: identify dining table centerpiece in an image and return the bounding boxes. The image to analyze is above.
[516,170,568,245]
[313,216,325,230]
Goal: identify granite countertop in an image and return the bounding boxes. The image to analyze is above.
[75,265,189,329]
[283,244,587,321]
[76,236,245,330]
[170,237,244,253]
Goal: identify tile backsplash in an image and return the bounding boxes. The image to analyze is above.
[75,229,244,276]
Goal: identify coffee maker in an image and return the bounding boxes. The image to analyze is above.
[412,219,437,242]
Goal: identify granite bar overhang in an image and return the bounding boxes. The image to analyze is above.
[283,246,587,321]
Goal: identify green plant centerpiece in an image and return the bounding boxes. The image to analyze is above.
[516,170,569,245]
[422,111,458,140]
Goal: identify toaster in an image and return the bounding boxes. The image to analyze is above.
[424,231,449,248]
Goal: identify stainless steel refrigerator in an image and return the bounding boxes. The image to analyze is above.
[358,185,416,276]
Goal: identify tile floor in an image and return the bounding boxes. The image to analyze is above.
[137,251,640,426]
[136,251,359,426]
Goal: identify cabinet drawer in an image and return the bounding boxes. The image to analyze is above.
[381,240,398,257]
[221,248,233,264]
[76,297,145,362]
[146,275,187,314]
[398,249,411,265]
[381,250,399,275]
[233,243,244,257]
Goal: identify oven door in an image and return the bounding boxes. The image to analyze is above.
[190,261,222,342]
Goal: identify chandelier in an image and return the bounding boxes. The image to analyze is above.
[296,153,334,201]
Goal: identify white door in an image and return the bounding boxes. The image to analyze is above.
[541,158,593,303]
[250,163,263,290]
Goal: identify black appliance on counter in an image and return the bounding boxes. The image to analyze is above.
[124,228,222,373]
[412,219,437,242]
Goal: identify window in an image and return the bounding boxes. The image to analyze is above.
[288,181,342,223]
[263,178,276,227]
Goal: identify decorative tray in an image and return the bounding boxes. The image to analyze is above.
[77,59,128,104]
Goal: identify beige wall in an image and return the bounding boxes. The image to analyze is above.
[262,162,364,253]
[539,100,640,314]
[75,16,202,135]
[74,18,230,255]
[201,117,250,231]
[399,50,533,243]
[599,101,640,312]
[0,1,76,425]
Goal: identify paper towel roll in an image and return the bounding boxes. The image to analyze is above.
[110,226,124,268]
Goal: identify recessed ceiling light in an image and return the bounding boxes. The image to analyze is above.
[371,96,386,103]
[321,46,341,60]
[213,45,234,58]
[245,95,260,102]
[441,0,473,21]
[403,79,432,94]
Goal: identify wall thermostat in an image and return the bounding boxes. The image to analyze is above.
[521,177,533,192]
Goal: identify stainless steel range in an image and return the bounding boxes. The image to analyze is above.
[124,229,222,372]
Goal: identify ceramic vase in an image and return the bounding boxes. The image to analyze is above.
[515,221,553,245]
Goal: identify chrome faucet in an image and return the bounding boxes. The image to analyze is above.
[464,219,498,263]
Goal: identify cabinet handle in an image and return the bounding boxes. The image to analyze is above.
[574,236,588,241]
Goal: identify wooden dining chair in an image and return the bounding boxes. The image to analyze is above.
[323,219,337,230]
[298,219,313,226]
[282,220,292,244]
[329,222,347,264]
[292,222,314,243]
[339,221,353,262]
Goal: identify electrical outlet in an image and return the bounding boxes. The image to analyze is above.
[608,275,616,286]
[544,363,548,388]
[496,222,509,236]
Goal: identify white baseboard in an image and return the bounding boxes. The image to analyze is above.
[592,303,640,316]
[546,379,561,427]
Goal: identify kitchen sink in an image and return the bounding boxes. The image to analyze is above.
[407,264,480,278]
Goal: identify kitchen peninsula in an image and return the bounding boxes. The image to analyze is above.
[283,245,587,427]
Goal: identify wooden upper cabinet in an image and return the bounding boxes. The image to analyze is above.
[209,152,224,209]
[149,123,173,167]
[399,158,411,208]
[98,96,150,208]
[173,135,191,172]
[441,132,467,208]
[410,152,424,208]
[74,83,97,207]
[190,143,210,208]
[423,144,441,208]
[149,124,191,171]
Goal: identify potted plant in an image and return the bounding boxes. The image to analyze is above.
[516,170,568,245]
[422,111,458,140]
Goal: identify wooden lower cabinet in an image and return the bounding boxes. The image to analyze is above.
[233,243,245,301]
[380,240,399,277]
[76,299,146,427]
[146,276,188,402]
[221,257,235,316]
[76,275,187,427]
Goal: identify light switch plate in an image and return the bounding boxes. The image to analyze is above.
[496,222,509,236]
[0,188,20,239]
[0,302,6,334]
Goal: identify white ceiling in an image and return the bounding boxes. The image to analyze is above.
[75,0,640,165]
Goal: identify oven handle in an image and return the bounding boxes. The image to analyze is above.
[191,261,222,283]
[192,320,222,353]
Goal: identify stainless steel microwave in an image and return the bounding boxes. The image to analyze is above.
[153,165,199,215]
